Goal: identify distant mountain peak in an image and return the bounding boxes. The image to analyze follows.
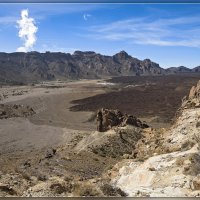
[166,65,192,73]
[113,50,130,59]
[73,51,96,56]
[143,58,152,63]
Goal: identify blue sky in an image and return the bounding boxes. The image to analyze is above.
[0,3,200,68]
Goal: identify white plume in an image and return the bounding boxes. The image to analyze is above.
[16,9,38,52]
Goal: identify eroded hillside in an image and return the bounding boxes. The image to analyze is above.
[107,80,200,197]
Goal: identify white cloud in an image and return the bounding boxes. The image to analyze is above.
[87,16,200,48]
[83,14,91,21]
[16,9,38,52]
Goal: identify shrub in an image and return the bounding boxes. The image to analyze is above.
[100,183,127,197]
[73,182,101,197]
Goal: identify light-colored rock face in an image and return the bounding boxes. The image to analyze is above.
[109,80,200,197]
[189,80,200,100]
[182,80,200,109]
[111,144,199,197]
[164,108,200,151]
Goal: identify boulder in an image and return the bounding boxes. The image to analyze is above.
[96,108,149,132]
[45,148,56,159]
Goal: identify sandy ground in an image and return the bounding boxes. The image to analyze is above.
[0,79,108,172]
[1,79,105,129]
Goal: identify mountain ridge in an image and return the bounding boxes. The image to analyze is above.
[0,50,199,85]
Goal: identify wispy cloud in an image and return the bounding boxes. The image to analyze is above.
[83,13,92,21]
[16,9,38,52]
[0,4,101,21]
[0,16,17,25]
[86,16,200,48]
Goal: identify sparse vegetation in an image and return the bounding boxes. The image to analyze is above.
[183,153,200,176]
[90,127,142,158]
[175,157,185,166]
[21,172,31,181]
[181,140,196,151]
[100,183,127,197]
[72,182,102,197]
[37,173,48,181]
[194,133,200,150]
[50,182,72,194]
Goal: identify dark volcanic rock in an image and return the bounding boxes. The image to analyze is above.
[96,108,149,132]
[122,115,149,128]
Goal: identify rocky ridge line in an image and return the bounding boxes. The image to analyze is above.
[0,50,199,85]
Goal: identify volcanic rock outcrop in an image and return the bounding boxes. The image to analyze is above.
[182,80,200,108]
[96,108,149,132]
[0,104,35,119]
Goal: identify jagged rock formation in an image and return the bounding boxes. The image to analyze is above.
[107,80,200,197]
[0,104,35,119]
[181,80,200,109]
[96,108,149,132]
[0,50,199,85]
